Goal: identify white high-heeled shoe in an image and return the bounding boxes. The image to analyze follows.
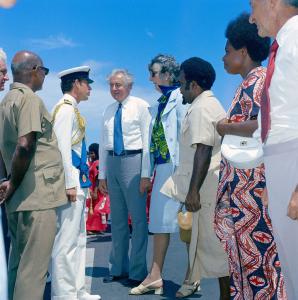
[129,278,163,295]
[176,281,200,298]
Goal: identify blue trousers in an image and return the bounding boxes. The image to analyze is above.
[107,153,148,280]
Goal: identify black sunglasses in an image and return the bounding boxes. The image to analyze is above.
[150,70,160,77]
[33,65,49,75]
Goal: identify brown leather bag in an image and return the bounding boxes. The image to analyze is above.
[177,203,192,243]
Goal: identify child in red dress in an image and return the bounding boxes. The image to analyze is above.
[86,143,110,234]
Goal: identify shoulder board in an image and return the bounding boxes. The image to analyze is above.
[64,99,73,105]
[16,88,25,94]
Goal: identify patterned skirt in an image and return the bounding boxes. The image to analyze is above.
[214,159,287,299]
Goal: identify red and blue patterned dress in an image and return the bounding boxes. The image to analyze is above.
[214,66,287,299]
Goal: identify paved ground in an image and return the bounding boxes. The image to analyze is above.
[44,227,220,300]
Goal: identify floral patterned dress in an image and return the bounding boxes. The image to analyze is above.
[214,67,287,299]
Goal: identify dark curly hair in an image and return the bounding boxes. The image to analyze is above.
[180,57,216,91]
[225,12,270,62]
[285,0,298,8]
[88,143,99,160]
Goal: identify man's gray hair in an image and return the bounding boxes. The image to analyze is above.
[0,48,7,63]
[284,0,298,7]
[107,69,134,86]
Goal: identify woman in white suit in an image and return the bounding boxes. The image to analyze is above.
[130,54,187,295]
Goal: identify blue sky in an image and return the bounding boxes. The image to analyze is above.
[0,0,252,144]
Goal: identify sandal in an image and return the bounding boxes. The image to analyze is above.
[129,278,163,295]
[176,281,200,298]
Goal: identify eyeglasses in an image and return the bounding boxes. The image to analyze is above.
[0,68,8,77]
[33,65,49,75]
[150,70,160,77]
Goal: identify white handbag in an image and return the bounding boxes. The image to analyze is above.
[221,134,263,169]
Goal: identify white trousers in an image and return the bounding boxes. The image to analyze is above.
[264,139,298,300]
[51,189,87,300]
[0,209,8,300]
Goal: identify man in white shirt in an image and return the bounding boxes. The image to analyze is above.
[51,66,100,300]
[250,1,298,298]
[99,69,151,286]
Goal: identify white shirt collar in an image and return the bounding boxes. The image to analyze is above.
[187,90,214,114]
[276,15,298,47]
[192,90,213,105]
[117,95,131,107]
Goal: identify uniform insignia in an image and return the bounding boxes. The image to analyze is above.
[82,174,87,183]
[64,99,73,105]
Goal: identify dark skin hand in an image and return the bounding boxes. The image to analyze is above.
[185,143,212,212]
[0,150,7,202]
[0,132,37,204]
[216,118,258,137]
[0,150,7,179]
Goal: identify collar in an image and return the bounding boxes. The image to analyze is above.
[187,90,214,114]
[158,84,180,97]
[116,95,130,108]
[10,82,33,92]
[276,15,298,47]
[64,93,78,108]
[245,66,265,79]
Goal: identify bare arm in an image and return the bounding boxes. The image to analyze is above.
[216,118,258,137]
[0,132,36,203]
[287,185,298,221]
[98,179,108,195]
[0,150,7,179]
[185,143,212,212]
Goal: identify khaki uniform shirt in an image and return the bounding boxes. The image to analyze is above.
[0,83,67,213]
[183,90,229,279]
[161,90,229,279]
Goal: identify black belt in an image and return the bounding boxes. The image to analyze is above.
[107,149,142,156]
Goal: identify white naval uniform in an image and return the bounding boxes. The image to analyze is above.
[51,94,89,300]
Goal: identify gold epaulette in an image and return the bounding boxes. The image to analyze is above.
[51,100,86,146]
[64,99,72,105]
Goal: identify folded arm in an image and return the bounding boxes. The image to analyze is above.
[216,118,258,137]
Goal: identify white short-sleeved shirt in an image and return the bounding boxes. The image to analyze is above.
[266,15,298,145]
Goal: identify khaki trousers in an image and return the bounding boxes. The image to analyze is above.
[7,209,57,300]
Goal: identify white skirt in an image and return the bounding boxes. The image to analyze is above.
[149,162,180,233]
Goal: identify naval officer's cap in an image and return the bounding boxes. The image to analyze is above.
[58,66,94,84]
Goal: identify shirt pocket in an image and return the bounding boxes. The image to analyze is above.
[41,166,63,203]
[41,112,54,141]
[172,165,192,202]
[43,166,61,182]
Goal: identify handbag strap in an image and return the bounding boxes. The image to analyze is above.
[178,203,185,213]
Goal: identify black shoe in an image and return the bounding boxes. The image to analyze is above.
[103,275,128,283]
[122,278,143,287]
